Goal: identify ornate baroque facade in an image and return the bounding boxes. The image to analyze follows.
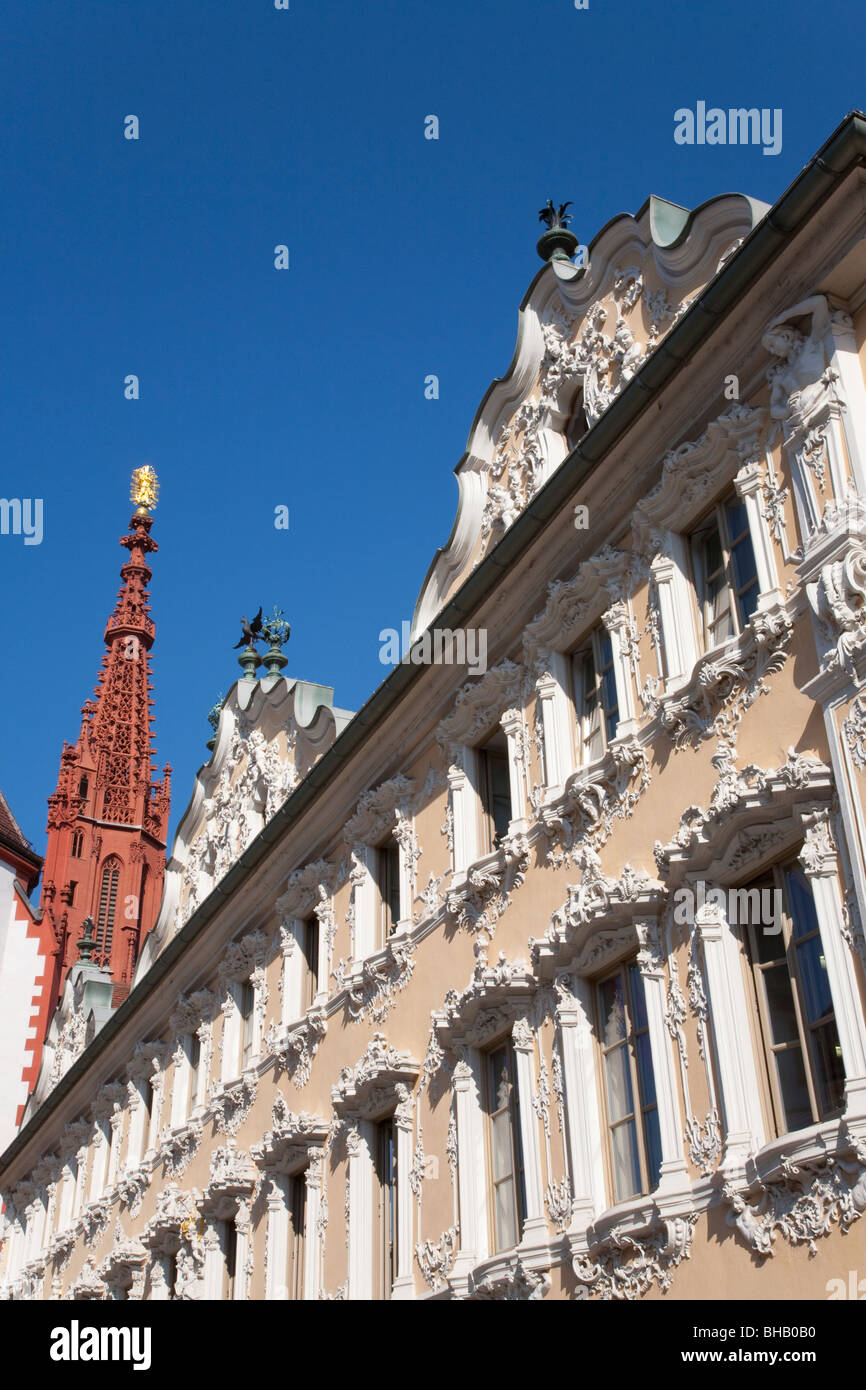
[3,114,866,1301]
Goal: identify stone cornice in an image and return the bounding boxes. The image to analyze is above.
[436,662,526,754]
[331,1034,419,1121]
[523,547,634,664]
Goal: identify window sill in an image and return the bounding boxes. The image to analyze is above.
[746,1116,850,1189]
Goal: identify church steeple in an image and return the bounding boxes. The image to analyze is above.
[41,468,171,1011]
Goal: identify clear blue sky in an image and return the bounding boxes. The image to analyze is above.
[0,0,861,862]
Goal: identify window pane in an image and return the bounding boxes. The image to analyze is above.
[611,1120,641,1203]
[730,532,757,590]
[491,1109,514,1182]
[784,867,820,940]
[602,665,619,736]
[489,1047,510,1109]
[708,575,734,641]
[763,965,800,1044]
[628,965,648,1032]
[488,753,512,845]
[737,575,759,626]
[604,1042,634,1124]
[634,1031,657,1109]
[599,975,627,1045]
[585,696,603,761]
[643,1106,663,1191]
[385,845,401,926]
[724,497,750,543]
[810,1021,846,1116]
[703,526,723,577]
[775,1046,812,1133]
[795,935,834,1024]
[494,1177,518,1251]
[598,630,614,669]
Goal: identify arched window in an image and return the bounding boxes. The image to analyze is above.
[71,831,84,858]
[94,858,121,961]
[78,776,89,801]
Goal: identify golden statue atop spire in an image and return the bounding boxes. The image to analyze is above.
[130,465,159,515]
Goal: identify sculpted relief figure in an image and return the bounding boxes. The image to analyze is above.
[762,295,834,425]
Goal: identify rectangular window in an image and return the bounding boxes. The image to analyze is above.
[223,1221,237,1299]
[187,1032,201,1116]
[572,627,619,764]
[484,1043,526,1253]
[691,494,759,650]
[241,980,256,1071]
[300,917,320,1007]
[741,862,845,1137]
[289,1173,306,1300]
[284,1173,304,1301]
[596,963,662,1204]
[478,733,512,853]
[374,1120,397,1300]
[375,841,402,943]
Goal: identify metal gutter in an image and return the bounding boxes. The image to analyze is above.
[3,110,865,1175]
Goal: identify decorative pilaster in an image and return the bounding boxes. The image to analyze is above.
[510,1017,547,1246]
[264,1174,290,1301]
[650,536,699,684]
[347,1123,374,1301]
[535,653,573,789]
[451,1055,488,1284]
[303,1149,325,1301]
[635,919,690,1195]
[553,975,605,1229]
[734,460,783,610]
[392,1088,415,1299]
[202,1219,223,1300]
[601,602,637,737]
[500,709,528,830]
[447,749,479,875]
[693,898,765,1178]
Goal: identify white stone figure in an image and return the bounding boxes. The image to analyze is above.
[762,295,833,424]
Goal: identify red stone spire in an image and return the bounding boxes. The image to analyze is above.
[40,468,170,1013]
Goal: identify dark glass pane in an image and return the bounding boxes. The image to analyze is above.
[602,665,619,719]
[776,1046,812,1133]
[634,1030,657,1109]
[703,527,723,577]
[708,575,734,641]
[731,532,758,592]
[784,867,820,940]
[764,964,799,1044]
[737,576,759,626]
[598,631,614,670]
[811,1021,846,1116]
[483,751,512,847]
[643,1106,663,1190]
[796,934,834,1024]
[725,498,750,541]
[386,845,401,926]
[628,964,649,1032]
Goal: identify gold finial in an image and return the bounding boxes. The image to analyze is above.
[130,465,159,514]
